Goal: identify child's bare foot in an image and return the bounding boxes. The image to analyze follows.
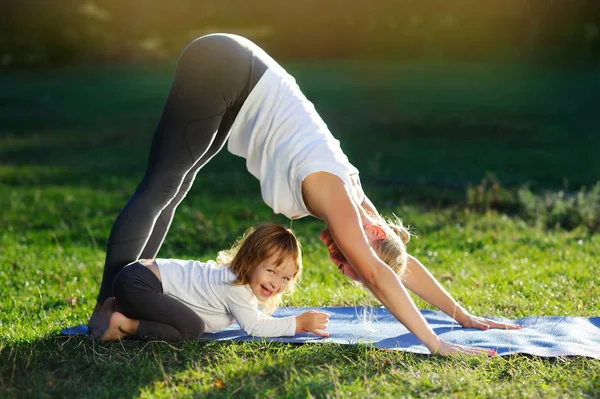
[88,297,117,339]
[100,312,139,341]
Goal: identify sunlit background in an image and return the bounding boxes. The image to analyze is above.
[2,0,600,228]
[2,0,599,66]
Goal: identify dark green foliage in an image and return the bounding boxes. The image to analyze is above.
[518,183,600,233]
[2,0,600,67]
[466,175,600,233]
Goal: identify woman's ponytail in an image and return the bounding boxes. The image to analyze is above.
[372,214,412,276]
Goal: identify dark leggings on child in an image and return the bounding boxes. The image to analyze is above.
[113,262,205,341]
[97,33,269,302]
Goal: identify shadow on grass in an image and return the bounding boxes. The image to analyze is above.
[0,337,411,397]
[0,336,191,397]
[1,325,598,396]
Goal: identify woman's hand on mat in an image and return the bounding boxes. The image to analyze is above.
[430,339,497,357]
[296,310,330,337]
[457,314,523,331]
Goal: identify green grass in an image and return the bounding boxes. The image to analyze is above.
[1,60,599,397]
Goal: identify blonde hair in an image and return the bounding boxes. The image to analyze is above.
[216,223,302,314]
[371,214,411,277]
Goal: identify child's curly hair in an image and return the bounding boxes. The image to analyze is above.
[217,223,302,313]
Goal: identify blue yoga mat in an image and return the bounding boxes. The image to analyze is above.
[61,307,600,358]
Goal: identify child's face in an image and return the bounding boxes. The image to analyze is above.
[248,253,297,301]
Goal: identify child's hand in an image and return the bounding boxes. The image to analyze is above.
[296,310,330,337]
[458,314,523,330]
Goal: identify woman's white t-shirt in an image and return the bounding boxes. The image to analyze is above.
[155,258,296,337]
[228,64,359,219]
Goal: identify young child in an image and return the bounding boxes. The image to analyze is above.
[97,223,330,341]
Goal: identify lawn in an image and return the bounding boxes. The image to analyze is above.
[1,59,599,397]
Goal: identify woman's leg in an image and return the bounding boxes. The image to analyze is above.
[138,37,269,260]
[138,108,236,259]
[107,262,205,341]
[94,34,268,304]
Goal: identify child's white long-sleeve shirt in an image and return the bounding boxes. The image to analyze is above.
[155,258,296,337]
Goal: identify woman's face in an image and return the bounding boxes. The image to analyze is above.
[319,227,361,282]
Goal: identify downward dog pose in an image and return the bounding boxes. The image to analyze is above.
[98,223,329,341]
[89,33,521,353]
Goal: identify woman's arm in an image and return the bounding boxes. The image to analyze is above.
[302,172,493,355]
[357,180,519,331]
[403,255,522,330]
[403,255,469,322]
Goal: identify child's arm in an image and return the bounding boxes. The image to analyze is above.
[295,310,330,337]
[402,255,522,330]
[226,287,330,337]
[258,310,330,337]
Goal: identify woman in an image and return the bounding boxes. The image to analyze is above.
[89,33,520,354]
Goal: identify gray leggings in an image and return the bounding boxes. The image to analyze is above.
[98,34,269,301]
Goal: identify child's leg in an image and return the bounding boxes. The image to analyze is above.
[100,311,139,341]
[111,262,205,341]
[89,296,119,338]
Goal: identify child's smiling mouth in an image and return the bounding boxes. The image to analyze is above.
[260,285,273,297]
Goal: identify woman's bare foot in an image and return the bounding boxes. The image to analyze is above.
[100,312,140,341]
[88,297,117,339]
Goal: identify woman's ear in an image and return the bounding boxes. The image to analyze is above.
[365,224,386,241]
